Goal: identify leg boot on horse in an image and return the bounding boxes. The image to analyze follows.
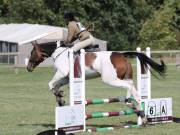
[52,89,65,106]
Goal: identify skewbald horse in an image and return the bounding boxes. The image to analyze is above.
[27,42,166,124]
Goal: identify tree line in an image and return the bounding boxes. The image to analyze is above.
[0,0,179,50]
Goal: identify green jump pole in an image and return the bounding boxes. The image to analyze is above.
[86,109,135,119]
[86,97,136,105]
[86,124,140,132]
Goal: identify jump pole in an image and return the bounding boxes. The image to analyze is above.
[87,124,140,132]
[86,109,136,119]
[136,47,151,100]
[69,49,86,130]
[86,96,130,105]
[69,49,86,106]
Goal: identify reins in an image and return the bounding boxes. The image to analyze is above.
[52,47,70,61]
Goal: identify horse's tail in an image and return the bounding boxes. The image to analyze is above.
[123,52,166,77]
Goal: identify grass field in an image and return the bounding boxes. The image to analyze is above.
[0,65,180,135]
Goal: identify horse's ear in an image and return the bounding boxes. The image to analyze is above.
[31,41,39,50]
[31,41,37,45]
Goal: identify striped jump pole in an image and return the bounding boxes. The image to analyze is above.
[86,109,136,119]
[87,127,115,132]
[87,124,140,132]
[86,97,138,109]
[86,96,126,105]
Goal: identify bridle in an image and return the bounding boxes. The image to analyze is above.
[52,41,75,61]
[31,42,72,63]
[52,47,70,61]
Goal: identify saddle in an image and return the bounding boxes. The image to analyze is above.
[84,44,100,52]
[60,41,100,52]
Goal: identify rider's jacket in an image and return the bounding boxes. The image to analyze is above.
[66,21,91,43]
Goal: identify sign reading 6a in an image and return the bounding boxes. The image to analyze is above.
[147,101,156,116]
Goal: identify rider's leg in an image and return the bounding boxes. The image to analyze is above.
[71,35,94,52]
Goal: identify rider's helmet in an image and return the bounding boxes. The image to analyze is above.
[63,11,75,21]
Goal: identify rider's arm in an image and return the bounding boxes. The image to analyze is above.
[65,22,76,44]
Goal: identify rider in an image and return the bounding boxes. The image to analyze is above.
[63,11,94,52]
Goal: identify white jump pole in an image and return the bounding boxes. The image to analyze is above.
[80,49,86,132]
[69,49,74,106]
[69,49,86,106]
[136,47,142,99]
[136,47,143,124]
[136,47,151,100]
[146,47,151,99]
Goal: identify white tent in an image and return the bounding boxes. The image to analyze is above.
[0,23,107,66]
[0,23,66,45]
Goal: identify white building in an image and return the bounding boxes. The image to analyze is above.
[0,23,107,66]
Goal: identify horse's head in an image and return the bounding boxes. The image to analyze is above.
[27,42,49,72]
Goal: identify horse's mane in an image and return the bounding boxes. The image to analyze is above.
[38,42,57,46]
[38,42,57,57]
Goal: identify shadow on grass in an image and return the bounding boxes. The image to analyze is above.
[36,129,75,135]
[86,121,137,128]
[18,123,55,128]
[36,130,66,135]
[18,123,74,135]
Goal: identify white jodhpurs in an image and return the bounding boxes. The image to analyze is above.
[72,35,94,52]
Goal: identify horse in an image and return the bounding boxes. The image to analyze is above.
[27,42,166,124]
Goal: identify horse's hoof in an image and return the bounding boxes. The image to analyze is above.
[141,117,148,126]
[58,91,64,97]
[58,101,65,106]
[55,95,65,106]
[137,110,145,117]
[136,110,148,126]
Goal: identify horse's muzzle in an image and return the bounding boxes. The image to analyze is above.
[27,66,34,72]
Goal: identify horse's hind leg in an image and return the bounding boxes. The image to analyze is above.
[102,79,141,108]
[102,77,146,124]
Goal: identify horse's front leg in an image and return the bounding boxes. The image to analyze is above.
[48,70,69,106]
[52,86,64,106]
[53,77,69,106]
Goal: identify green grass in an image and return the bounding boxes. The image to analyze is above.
[0,65,180,135]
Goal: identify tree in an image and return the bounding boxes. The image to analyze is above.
[1,0,178,50]
[139,0,179,50]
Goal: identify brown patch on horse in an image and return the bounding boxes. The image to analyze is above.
[110,52,133,79]
[85,52,97,69]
